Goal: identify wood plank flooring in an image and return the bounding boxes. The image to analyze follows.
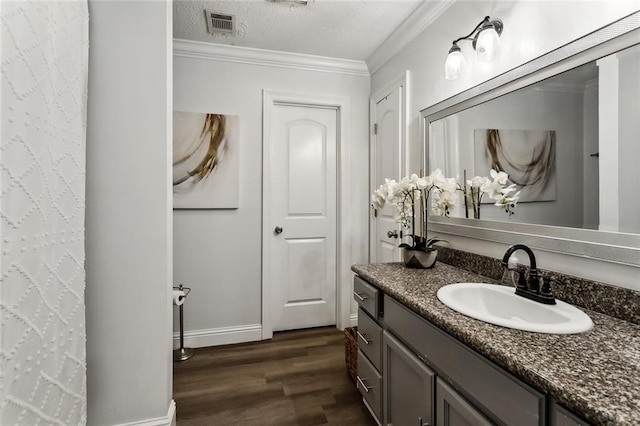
[173,326,377,425]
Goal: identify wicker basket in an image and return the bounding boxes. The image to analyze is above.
[344,326,358,382]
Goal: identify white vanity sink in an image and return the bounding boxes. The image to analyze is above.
[437,283,593,334]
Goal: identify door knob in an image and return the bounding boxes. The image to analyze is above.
[387,230,398,238]
[274,226,283,235]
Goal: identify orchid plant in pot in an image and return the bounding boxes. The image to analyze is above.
[464,169,521,219]
[372,169,458,269]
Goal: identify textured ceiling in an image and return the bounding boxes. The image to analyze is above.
[173,0,424,60]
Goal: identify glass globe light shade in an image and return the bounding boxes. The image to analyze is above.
[476,25,501,61]
[444,46,466,80]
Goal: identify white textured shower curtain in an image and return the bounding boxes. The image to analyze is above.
[1,1,89,424]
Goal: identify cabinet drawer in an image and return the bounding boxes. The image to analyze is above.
[357,349,382,423]
[385,296,545,426]
[358,308,382,371]
[354,275,380,318]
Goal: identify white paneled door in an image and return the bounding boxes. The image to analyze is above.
[370,79,405,263]
[266,103,337,333]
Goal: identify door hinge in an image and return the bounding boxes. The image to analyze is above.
[373,123,378,135]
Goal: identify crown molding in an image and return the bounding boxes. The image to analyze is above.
[366,0,456,74]
[534,78,600,94]
[173,39,370,76]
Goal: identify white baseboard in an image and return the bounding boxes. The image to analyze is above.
[350,313,358,327]
[173,324,263,348]
[115,400,176,426]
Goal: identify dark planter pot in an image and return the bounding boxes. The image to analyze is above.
[402,248,438,269]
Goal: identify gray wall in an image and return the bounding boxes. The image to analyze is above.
[85,1,173,424]
[172,51,370,347]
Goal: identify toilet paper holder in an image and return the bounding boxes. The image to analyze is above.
[173,283,194,362]
[173,284,191,295]
[173,284,191,304]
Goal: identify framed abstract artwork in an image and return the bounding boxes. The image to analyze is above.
[474,129,557,202]
[173,111,239,209]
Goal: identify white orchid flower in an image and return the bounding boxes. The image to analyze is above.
[416,175,430,189]
[501,183,518,196]
[430,188,455,216]
[481,180,504,200]
[495,190,521,206]
[372,186,387,209]
[409,173,421,186]
[429,168,450,188]
[435,190,458,216]
[441,177,458,193]
[490,169,509,185]
[396,176,413,194]
[494,190,521,216]
[384,178,400,199]
[467,176,490,189]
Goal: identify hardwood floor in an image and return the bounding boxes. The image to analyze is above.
[173,326,377,426]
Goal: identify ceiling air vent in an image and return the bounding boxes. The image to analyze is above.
[205,10,235,35]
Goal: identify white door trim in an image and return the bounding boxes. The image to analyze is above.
[262,90,352,339]
[369,70,410,262]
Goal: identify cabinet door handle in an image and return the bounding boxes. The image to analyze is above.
[418,417,429,426]
[356,330,370,345]
[353,291,368,301]
[356,375,371,393]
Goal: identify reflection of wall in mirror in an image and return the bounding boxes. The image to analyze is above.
[474,129,557,202]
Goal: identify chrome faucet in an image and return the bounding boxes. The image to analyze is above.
[501,244,556,305]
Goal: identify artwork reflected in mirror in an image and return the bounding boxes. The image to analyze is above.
[173,111,239,209]
[474,129,557,202]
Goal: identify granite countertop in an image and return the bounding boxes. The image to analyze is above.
[352,262,640,426]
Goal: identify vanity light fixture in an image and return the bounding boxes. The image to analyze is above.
[445,16,504,80]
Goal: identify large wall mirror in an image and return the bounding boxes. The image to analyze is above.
[421,11,640,266]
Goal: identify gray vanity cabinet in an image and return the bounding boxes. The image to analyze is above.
[353,274,595,426]
[436,379,492,426]
[354,276,383,424]
[384,295,545,426]
[383,331,435,426]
